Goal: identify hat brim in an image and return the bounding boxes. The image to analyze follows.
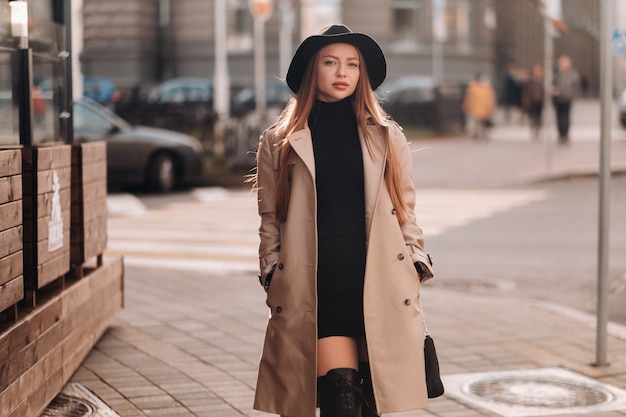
[286,32,386,94]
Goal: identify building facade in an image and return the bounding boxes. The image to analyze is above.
[80,0,602,101]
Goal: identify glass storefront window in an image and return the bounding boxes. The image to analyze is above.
[0,0,68,145]
[29,0,61,57]
[32,54,62,144]
[0,49,18,145]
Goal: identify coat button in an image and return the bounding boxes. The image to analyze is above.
[397,254,405,260]
[404,299,411,305]
[276,306,282,313]
[278,263,284,270]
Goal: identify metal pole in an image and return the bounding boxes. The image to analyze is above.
[542,8,554,143]
[64,0,74,144]
[279,0,294,79]
[431,0,445,84]
[15,48,33,146]
[595,0,613,367]
[254,18,266,113]
[214,0,230,155]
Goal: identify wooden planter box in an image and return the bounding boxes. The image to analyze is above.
[0,256,123,417]
[70,142,108,277]
[0,149,24,322]
[22,145,72,306]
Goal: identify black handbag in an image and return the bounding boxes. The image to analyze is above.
[420,300,445,398]
[424,335,444,398]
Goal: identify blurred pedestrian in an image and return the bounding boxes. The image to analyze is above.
[251,24,434,417]
[462,73,497,139]
[552,55,580,144]
[502,64,527,124]
[523,64,545,140]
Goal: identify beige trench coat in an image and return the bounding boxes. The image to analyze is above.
[254,120,435,417]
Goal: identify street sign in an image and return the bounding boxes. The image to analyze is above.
[612,29,626,55]
[249,0,273,22]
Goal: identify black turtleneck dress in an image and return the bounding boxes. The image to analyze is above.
[309,98,367,339]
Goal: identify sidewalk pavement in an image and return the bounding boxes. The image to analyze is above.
[410,98,626,189]
[65,100,626,417]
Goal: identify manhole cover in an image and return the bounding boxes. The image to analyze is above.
[40,395,94,417]
[468,376,611,408]
[41,383,121,417]
[443,367,626,417]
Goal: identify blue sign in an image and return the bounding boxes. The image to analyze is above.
[613,29,626,55]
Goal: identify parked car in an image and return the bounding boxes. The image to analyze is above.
[378,76,437,126]
[117,76,216,142]
[73,97,204,193]
[230,80,292,117]
[83,75,122,109]
[377,75,466,132]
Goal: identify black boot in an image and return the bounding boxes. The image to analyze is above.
[318,368,364,417]
[359,362,380,417]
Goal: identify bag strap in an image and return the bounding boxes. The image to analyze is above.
[418,299,431,337]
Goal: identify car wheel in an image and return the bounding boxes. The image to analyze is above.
[146,153,175,192]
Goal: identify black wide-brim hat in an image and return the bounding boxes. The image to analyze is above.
[286,24,387,94]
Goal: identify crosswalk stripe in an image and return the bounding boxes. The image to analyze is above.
[106,187,548,272]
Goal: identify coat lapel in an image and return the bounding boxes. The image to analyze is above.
[361,125,387,236]
[287,128,316,180]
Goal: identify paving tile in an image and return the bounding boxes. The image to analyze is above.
[66,264,626,417]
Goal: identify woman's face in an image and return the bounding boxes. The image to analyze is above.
[315,43,361,102]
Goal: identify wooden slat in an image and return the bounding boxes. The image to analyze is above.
[0,345,63,417]
[0,291,61,357]
[71,161,107,184]
[22,166,72,197]
[77,180,107,203]
[21,145,71,172]
[71,197,107,224]
[0,256,123,417]
[23,209,70,244]
[0,149,21,177]
[0,201,22,232]
[62,291,121,380]
[23,189,71,227]
[31,249,70,290]
[0,176,22,205]
[0,321,64,392]
[23,229,70,266]
[0,251,23,286]
[70,215,107,261]
[0,277,24,315]
[6,364,64,417]
[71,141,106,165]
[0,227,22,259]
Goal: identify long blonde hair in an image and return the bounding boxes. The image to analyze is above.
[270,48,409,224]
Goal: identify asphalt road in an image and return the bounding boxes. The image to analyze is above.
[424,175,626,325]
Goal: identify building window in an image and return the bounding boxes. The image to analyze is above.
[228,0,253,51]
[455,0,474,51]
[300,0,342,39]
[391,0,426,49]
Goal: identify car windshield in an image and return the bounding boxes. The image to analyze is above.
[148,77,213,103]
[74,99,131,133]
[377,76,435,99]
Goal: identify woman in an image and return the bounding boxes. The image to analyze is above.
[252,24,434,417]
